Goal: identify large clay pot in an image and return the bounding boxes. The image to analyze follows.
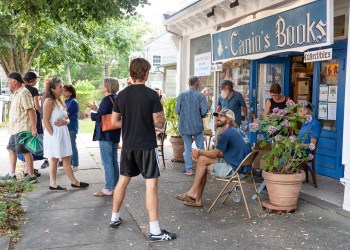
[169,136,184,162]
[262,170,306,207]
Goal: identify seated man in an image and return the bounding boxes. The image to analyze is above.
[175,109,251,207]
[298,102,321,151]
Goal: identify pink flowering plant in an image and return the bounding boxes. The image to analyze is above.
[250,100,315,174]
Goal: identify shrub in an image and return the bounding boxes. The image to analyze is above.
[75,80,95,118]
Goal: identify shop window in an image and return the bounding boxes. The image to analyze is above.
[152,55,161,67]
[318,59,338,131]
[334,15,346,39]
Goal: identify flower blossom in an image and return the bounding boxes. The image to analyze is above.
[309,143,316,151]
[267,126,277,134]
[280,119,290,127]
[308,154,314,160]
[305,114,313,123]
[277,109,287,117]
[272,107,280,113]
[257,134,265,141]
[286,99,295,107]
[249,122,259,132]
[274,135,282,141]
[288,135,296,143]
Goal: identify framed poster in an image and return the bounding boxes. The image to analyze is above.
[318,103,328,120]
[328,86,337,102]
[297,79,310,95]
[319,85,328,102]
[328,103,337,120]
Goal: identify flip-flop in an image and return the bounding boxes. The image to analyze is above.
[183,201,203,207]
[175,193,195,203]
[93,190,113,196]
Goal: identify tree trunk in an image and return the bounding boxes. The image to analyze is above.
[66,63,72,84]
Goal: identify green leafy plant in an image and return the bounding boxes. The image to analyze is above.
[249,100,315,174]
[163,97,180,136]
[75,80,95,118]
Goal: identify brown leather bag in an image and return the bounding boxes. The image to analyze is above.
[101,96,118,132]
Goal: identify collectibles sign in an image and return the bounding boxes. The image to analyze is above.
[212,0,333,62]
[304,48,332,62]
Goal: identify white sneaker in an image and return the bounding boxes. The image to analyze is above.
[72,167,79,172]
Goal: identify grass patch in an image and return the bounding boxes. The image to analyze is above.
[79,118,95,134]
[0,179,34,239]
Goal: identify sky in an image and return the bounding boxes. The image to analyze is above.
[137,0,181,26]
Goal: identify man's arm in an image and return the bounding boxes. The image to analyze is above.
[153,110,165,129]
[192,148,222,159]
[27,108,37,136]
[243,106,248,121]
[111,111,122,129]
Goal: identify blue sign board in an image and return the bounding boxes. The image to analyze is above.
[212,0,333,62]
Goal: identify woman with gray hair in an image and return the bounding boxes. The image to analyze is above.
[85,77,121,196]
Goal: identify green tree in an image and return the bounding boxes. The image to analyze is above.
[0,0,149,74]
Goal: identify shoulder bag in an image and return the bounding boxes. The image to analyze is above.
[101,96,118,132]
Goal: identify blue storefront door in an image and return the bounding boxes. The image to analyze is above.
[312,41,347,179]
[249,57,291,142]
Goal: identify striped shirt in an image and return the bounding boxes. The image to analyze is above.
[176,88,208,135]
[9,86,34,135]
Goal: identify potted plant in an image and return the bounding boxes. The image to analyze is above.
[163,97,184,162]
[249,100,315,208]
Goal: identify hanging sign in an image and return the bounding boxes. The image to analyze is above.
[194,52,211,76]
[211,63,223,72]
[212,0,333,62]
[304,48,332,62]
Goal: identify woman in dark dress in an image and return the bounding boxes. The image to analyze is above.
[263,83,291,115]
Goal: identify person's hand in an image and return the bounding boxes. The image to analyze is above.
[54,119,67,127]
[31,128,38,137]
[191,148,200,160]
[86,101,98,112]
[84,108,91,117]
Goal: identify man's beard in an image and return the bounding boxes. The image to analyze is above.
[216,120,227,127]
[220,90,229,99]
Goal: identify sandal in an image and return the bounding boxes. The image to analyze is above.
[49,185,68,192]
[184,201,203,207]
[94,190,113,196]
[175,193,195,203]
[71,182,89,188]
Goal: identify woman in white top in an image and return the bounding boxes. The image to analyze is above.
[43,78,89,191]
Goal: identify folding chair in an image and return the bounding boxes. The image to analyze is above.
[207,150,262,219]
[156,122,167,168]
[303,146,318,188]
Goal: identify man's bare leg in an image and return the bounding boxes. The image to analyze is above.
[145,178,159,222]
[23,152,34,176]
[8,149,17,174]
[186,156,218,203]
[112,175,131,213]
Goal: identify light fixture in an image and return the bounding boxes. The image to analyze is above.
[207,7,215,18]
[230,0,239,8]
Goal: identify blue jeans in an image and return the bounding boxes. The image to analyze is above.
[99,141,119,191]
[182,133,204,171]
[69,131,79,167]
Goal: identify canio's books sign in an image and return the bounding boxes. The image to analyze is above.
[212,0,333,62]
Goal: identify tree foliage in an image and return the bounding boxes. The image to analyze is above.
[0,0,149,74]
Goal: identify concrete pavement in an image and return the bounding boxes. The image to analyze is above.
[0,129,349,249]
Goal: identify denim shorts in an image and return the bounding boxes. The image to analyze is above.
[210,158,235,178]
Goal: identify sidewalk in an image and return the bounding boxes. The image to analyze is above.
[0,130,350,249]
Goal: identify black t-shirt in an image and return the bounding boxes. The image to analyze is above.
[113,84,163,150]
[25,85,39,98]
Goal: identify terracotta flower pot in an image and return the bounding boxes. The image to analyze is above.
[262,170,306,207]
[169,136,184,162]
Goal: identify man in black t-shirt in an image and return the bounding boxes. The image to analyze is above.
[109,58,176,242]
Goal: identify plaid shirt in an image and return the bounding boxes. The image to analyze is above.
[9,86,34,135]
[176,88,208,135]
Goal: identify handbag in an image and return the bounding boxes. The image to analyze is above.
[101,96,118,132]
[24,134,44,156]
[18,131,33,145]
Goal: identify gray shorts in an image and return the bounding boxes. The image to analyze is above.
[6,133,30,154]
[211,158,235,178]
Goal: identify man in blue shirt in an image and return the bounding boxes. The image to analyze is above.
[217,80,247,126]
[298,102,321,150]
[176,76,208,175]
[175,109,251,207]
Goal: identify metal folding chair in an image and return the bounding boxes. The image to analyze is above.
[207,150,262,219]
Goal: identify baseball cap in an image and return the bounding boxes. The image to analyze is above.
[220,80,233,88]
[23,71,41,81]
[7,72,24,84]
[213,109,235,121]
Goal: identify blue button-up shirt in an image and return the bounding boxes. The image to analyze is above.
[218,91,246,125]
[176,88,208,135]
[298,118,321,144]
[65,98,79,133]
